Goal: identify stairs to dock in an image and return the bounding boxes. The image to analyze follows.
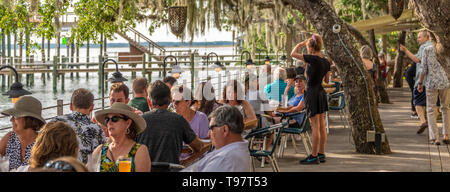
[116,26,166,61]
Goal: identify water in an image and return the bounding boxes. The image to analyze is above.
[0,45,250,138]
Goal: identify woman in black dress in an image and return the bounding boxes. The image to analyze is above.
[291,34,331,164]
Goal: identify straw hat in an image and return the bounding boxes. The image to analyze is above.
[94,103,146,134]
[1,96,45,124]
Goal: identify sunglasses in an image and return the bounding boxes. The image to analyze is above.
[105,115,129,124]
[173,100,183,105]
[44,160,76,172]
[209,124,224,130]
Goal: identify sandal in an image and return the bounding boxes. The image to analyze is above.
[435,140,441,145]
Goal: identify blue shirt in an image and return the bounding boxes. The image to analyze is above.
[264,79,295,102]
[287,94,305,124]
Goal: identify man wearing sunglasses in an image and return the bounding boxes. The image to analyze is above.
[182,105,250,172]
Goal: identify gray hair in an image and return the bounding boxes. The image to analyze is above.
[273,67,287,81]
[360,45,373,59]
[419,30,429,38]
[208,105,244,134]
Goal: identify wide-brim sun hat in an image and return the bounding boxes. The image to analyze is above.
[95,102,146,134]
[1,96,46,124]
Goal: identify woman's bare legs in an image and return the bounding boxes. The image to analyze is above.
[318,113,327,154]
[309,114,321,156]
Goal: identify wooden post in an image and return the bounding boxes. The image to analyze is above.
[53,56,58,92]
[132,63,136,79]
[142,54,146,77]
[1,30,5,88]
[98,55,103,91]
[47,39,51,79]
[148,54,152,82]
[57,99,63,116]
[70,40,74,79]
[190,53,195,91]
[41,36,46,84]
[61,56,65,91]
[76,39,79,78]
[30,55,34,86]
[394,30,406,88]
[86,38,90,78]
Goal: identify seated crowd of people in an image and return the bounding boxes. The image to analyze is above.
[0,34,352,172]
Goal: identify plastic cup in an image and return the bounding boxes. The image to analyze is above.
[118,157,132,172]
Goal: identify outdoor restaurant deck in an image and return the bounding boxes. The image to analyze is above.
[255,85,450,172]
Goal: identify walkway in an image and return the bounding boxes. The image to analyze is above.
[255,87,450,172]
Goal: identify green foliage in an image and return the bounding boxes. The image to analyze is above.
[72,0,139,45]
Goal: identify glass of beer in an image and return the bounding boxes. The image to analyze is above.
[118,157,132,172]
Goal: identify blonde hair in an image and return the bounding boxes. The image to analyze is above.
[307,34,323,52]
[29,121,79,169]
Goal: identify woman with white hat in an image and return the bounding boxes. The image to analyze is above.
[91,102,151,172]
[0,96,46,171]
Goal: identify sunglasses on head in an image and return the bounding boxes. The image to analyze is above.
[44,160,76,172]
[105,115,129,124]
[209,124,225,130]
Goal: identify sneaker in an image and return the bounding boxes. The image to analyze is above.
[411,113,419,119]
[300,155,320,165]
[318,153,326,163]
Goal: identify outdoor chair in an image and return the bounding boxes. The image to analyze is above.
[326,91,349,132]
[246,122,288,172]
[274,110,312,158]
[151,162,185,172]
[253,113,277,168]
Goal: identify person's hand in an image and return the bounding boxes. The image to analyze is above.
[286,78,294,87]
[399,44,407,52]
[418,84,423,93]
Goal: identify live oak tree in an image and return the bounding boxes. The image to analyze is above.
[411,0,450,80]
[280,0,391,154]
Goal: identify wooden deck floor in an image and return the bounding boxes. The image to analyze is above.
[254,86,450,172]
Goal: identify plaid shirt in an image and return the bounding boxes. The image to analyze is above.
[51,112,106,163]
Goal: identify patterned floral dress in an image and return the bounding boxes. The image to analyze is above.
[99,143,140,172]
[5,132,34,171]
[51,112,106,164]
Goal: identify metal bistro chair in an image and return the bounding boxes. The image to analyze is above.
[246,122,288,172]
[325,81,344,133]
[151,162,185,172]
[254,113,277,168]
[327,91,349,130]
[275,110,312,158]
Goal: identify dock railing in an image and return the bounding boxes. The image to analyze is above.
[0,52,287,132]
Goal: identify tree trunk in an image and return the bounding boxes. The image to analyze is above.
[369,29,390,103]
[286,31,294,65]
[393,30,406,88]
[412,0,450,80]
[282,0,391,154]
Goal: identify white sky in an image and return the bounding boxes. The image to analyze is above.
[131,23,234,43]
